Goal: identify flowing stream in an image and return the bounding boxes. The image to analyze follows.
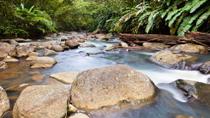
[1,38,210,118]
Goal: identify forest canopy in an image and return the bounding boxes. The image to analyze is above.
[0,0,210,38]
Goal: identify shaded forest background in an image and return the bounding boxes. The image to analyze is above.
[0,0,210,38]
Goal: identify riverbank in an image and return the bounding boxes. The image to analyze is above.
[0,32,210,118]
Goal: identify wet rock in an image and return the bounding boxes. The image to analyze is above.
[51,44,64,52]
[13,85,70,118]
[44,49,57,56]
[28,52,39,57]
[95,33,113,40]
[198,61,210,74]
[71,65,156,110]
[104,44,120,51]
[195,82,210,106]
[175,80,197,99]
[150,50,198,69]
[3,56,19,63]
[171,43,208,54]
[30,57,57,69]
[80,43,96,48]
[9,39,19,46]
[120,42,129,48]
[0,42,16,58]
[0,61,8,70]
[16,45,35,57]
[0,86,10,117]
[50,72,79,84]
[143,42,170,50]
[68,104,78,113]
[65,40,80,49]
[176,80,210,106]
[68,113,89,118]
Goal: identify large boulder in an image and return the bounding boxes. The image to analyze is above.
[143,42,170,51]
[170,43,208,54]
[16,45,35,57]
[0,42,16,58]
[0,86,10,117]
[71,65,156,110]
[13,85,70,118]
[29,57,57,69]
[151,50,198,69]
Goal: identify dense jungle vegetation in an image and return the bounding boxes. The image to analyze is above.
[0,0,210,38]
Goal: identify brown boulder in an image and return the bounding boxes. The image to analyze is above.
[171,43,208,54]
[16,45,35,57]
[0,61,8,70]
[65,40,80,49]
[0,86,10,117]
[0,42,16,58]
[29,57,57,69]
[13,85,70,118]
[151,50,198,69]
[71,65,156,110]
[143,42,170,50]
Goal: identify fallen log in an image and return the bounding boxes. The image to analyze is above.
[119,33,210,47]
[119,33,187,45]
[185,32,210,45]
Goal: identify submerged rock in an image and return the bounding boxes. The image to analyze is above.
[171,43,208,54]
[29,57,57,69]
[71,65,156,110]
[143,42,170,51]
[0,86,10,117]
[13,85,70,118]
[0,61,8,70]
[50,72,79,84]
[151,50,197,69]
[176,115,194,118]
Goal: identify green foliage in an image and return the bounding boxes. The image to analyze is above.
[112,0,210,35]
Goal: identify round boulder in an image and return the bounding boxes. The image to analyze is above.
[30,57,57,69]
[13,85,70,118]
[0,86,10,117]
[171,43,208,54]
[151,50,197,69]
[71,65,156,110]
